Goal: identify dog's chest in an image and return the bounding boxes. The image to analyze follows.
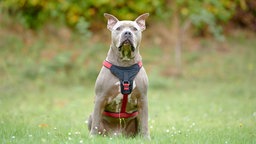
[105,81,138,113]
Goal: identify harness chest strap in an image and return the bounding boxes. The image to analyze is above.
[102,60,142,118]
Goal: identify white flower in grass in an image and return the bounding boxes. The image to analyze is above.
[114,132,117,136]
[166,129,170,133]
[253,112,256,117]
[41,138,46,142]
[28,134,32,137]
[68,137,72,140]
[151,119,155,124]
[54,127,57,130]
[98,131,102,135]
[47,132,51,135]
[85,120,88,124]
[11,136,15,139]
[68,132,72,136]
[110,137,113,140]
[150,125,153,129]
[75,131,81,135]
[190,122,196,128]
[79,140,83,143]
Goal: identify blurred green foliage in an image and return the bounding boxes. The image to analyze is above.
[232,0,256,31]
[0,0,165,28]
[1,0,255,38]
[175,0,237,40]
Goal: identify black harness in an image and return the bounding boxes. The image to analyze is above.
[104,61,142,94]
[102,60,142,118]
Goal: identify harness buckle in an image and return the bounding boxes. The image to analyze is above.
[122,81,130,91]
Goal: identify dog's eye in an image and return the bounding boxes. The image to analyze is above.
[132,27,138,31]
[116,27,121,31]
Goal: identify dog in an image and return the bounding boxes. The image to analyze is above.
[88,13,150,139]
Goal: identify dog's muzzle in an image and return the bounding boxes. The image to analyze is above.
[117,31,136,61]
[118,31,135,51]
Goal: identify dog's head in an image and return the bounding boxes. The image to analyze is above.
[104,13,149,61]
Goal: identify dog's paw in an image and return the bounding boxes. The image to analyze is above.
[89,134,94,138]
[89,129,98,138]
[144,135,151,141]
[89,131,98,139]
[139,133,151,140]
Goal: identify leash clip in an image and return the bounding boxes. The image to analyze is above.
[122,81,130,91]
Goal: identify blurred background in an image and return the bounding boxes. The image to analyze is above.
[0,0,255,92]
[1,1,256,142]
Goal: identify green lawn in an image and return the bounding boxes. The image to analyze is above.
[1,30,256,143]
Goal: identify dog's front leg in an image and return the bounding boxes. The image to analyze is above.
[138,93,150,140]
[89,94,106,136]
[135,68,150,139]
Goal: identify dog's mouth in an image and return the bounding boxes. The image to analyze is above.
[118,39,135,51]
[118,39,135,61]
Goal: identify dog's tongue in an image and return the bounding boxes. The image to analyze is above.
[121,44,132,61]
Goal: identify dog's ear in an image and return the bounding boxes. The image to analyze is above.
[135,13,149,31]
[104,13,119,30]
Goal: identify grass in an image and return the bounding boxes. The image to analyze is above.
[0,28,256,143]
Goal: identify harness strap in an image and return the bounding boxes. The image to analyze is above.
[102,60,142,118]
[103,60,112,69]
[121,94,128,113]
[103,61,142,71]
[103,111,138,118]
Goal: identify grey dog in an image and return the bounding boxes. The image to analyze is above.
[88,13,150,139]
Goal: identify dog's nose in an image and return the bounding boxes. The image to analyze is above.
[124,31,132,37]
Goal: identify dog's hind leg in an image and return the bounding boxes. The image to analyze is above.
[87,114,92,131]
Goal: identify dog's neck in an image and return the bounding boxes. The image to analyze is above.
[106,45,142,67]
